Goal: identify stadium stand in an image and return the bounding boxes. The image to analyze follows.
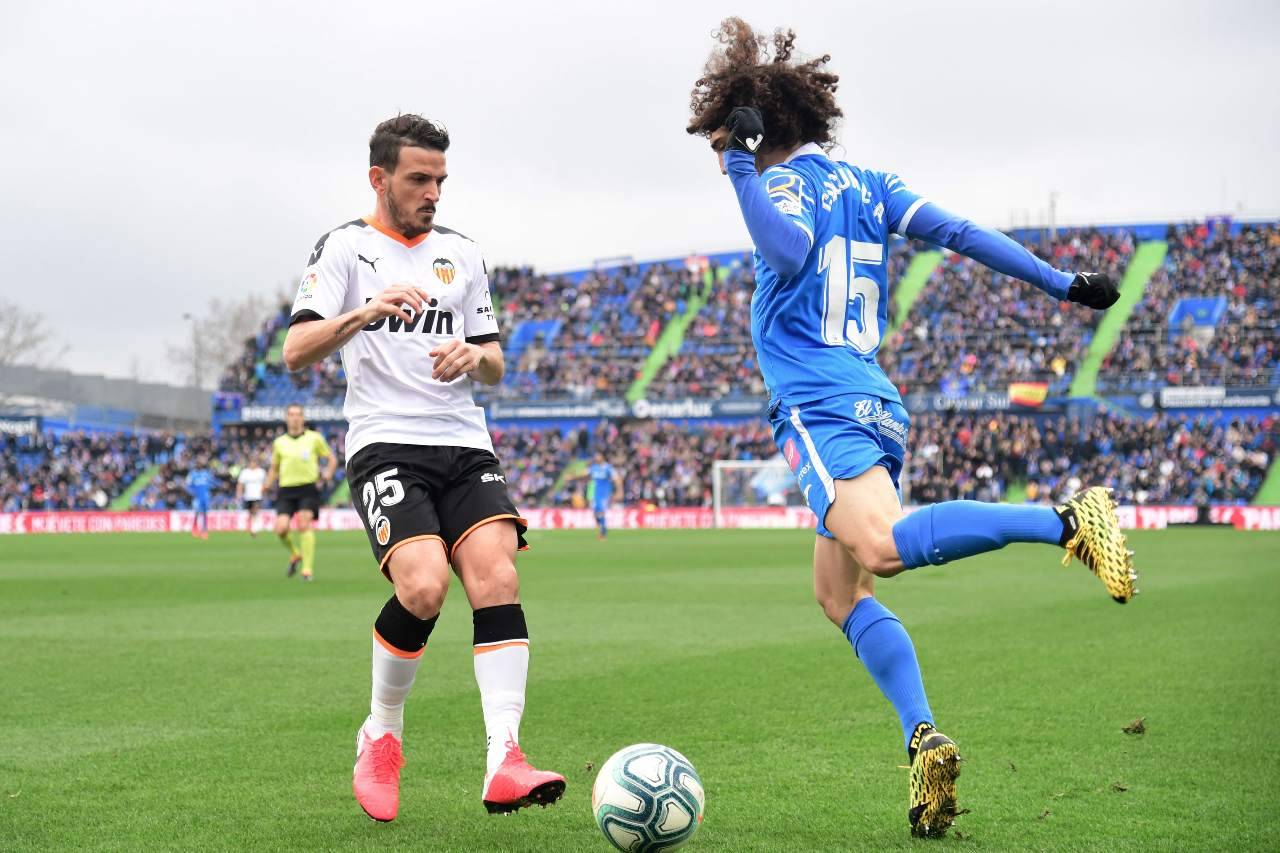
[87,217,1261,517]
[127,425,347,511]
[648,263,765,399]
[880,228,1135,396]
[1099,222,1279,393]
[5,411,1273,511]
[0,431,176,511]
[904,411,1275,506]
[213,221,1280,408]
[488,264,706,401]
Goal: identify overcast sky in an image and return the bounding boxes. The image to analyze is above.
[1,0,1276,383]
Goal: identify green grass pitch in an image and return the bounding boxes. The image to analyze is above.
[2,528,1278,851]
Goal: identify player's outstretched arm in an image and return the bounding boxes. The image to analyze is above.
[903,203,1119,309]
[720,108,811,279]
[283,283,431,371]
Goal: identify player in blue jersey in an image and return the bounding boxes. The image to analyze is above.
[186,456,215,540]
[585,452,622,539]
[687,18,1138,838]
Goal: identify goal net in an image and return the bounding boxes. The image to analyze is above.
[711,458,813,528]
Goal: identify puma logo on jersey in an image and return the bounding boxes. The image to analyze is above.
[358,254,381,272]
[360,297,454,336]
[744,134,763,152]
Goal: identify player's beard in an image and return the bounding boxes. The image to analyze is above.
[387,187,434,239]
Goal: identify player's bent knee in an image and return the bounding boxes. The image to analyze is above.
[816,591,852,626]
[458,559,519,608]
[862,554,905,578]
[387,541,451,618]
[394,571,449,618]
[841,529,902,578]
[817,587,875,626]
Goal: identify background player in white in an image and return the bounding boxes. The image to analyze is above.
[281,114,564,823]
[236,455,267,537]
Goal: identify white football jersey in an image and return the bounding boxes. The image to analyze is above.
[290,217,501,461]
[237,466,267,501]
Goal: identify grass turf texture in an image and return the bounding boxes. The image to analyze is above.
[2,528,1277,851]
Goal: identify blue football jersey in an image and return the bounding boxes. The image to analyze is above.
[186,469,214,497]
[750,145,924,406]
[589,463,615,495]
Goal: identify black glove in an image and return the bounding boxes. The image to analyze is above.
[1066,272,1119,310]
[725,106,765,154]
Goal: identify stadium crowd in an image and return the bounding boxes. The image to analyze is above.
[881,228,1135,396]
[490,263,710,401]
[0,431,175,511]
[1101,221,1279,392]
[903,410,1275,507]
[128,425,347,511]
[650,263,767,399]
[213,219,1278,412]
[67,219,1253,518]
[4,410,1273,513]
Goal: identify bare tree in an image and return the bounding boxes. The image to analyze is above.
[0,299,66,368]
[168,291,284,389]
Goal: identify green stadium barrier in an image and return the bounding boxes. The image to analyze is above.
[1253,459,1280,505]
[109,464,160,511]
[266,326,288,366]
[625,270,714,403]
[890,249,943,334]
[1003,480,1028,504]
[552,458,589,498]
[327,478,350,507]
[1068,240,1168,399]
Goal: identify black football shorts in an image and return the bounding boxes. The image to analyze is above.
[275,483,321,517]
[346,442,528,576]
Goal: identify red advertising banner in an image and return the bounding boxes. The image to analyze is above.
[1,506,1278,535]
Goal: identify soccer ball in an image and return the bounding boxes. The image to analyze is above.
[592,743,705,852]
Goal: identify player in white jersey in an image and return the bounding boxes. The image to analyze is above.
[282,114,565,823]
[235,457,267,536]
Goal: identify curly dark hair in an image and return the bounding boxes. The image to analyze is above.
[369,114,450,170]
[686,18,841,151]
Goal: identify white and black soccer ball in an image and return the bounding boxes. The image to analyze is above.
[592,743,705,852]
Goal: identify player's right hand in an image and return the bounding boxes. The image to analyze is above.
[1066,272,1120,310]
[361,283,432,325]
[725,106,766,154]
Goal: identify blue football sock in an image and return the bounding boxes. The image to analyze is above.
[892,501,1064,569]
[597,514,607,536]
[843,597,933,750]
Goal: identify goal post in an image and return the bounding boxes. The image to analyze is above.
[711,457,805,528]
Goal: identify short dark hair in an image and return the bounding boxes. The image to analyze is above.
[369,114,450,171]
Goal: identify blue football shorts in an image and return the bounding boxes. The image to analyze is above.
[769,393,910,538]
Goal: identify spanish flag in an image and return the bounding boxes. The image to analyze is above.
[1008,381,1049,408]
